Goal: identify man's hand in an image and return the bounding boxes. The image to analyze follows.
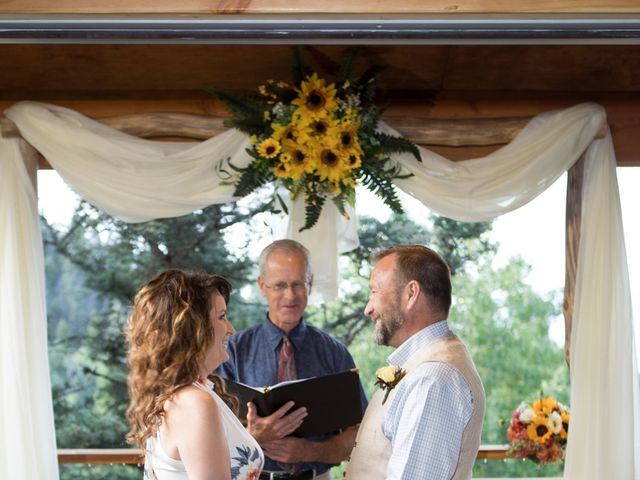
[263,425,360,464]
[262,437,312,463]
[246,401,307,444]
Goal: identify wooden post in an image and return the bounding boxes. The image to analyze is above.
[563,154,586,368]
[19,138,40,192]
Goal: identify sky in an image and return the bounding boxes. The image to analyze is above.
[37,167,639,350]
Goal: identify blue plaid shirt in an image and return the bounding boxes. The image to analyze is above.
[383,321,475,480]
[217,315,368,473]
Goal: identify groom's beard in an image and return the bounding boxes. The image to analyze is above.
[374,295,404,346]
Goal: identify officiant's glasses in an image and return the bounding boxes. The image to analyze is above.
[264,280,309,293]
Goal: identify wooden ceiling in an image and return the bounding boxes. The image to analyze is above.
[0,44,638,99]
[1,43,638,164]
[1,0,639,165]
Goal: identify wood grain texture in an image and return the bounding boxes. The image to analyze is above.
[55,445,509,464]
[1,45,639,100]
[1,94,636,165]
[564,156,585,368]
[1,0,639,14]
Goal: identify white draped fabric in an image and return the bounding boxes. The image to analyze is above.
[0,135,59,480]
[0,100,635,479]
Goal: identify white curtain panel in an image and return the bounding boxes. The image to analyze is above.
[2,100,636,479]
[0,135,59,480]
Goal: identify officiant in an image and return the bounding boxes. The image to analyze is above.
[217,239,367,480]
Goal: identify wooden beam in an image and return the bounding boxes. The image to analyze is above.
[55,445,509,464]
[1,111,606,145]
[563,155,586,368]
[2,0,639,14]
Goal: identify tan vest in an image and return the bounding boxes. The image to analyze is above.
[345,332,485,480]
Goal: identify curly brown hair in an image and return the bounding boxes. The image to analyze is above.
[125,269,238,450]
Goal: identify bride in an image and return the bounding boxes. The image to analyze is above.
[125,269,264,480]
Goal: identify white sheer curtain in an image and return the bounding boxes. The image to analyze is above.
[1,100,636,479]
[0,135,59,480]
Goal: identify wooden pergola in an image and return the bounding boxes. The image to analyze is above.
[1,0,638,473]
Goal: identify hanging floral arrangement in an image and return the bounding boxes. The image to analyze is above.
[210,48,421,231]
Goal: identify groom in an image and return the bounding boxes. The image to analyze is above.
[346,245,485,479]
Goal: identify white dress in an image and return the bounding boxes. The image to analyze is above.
[144,379,264,480]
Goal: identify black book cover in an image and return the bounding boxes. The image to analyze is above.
[224,369,364,437]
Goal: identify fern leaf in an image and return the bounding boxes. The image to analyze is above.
[335,47,360,86]
[233,159,274,198]
[292,46,311,85]
[374,132,422,162]
[205,87,267,119]
[358,164,404,213]
[299,189,326,232]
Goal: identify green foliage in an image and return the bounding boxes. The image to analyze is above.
[431,216,495,275]
[43,199,270,478]
[304,214,568,479]
[229,151,276,198]
[205,86,269,130]
[451,257,568,477]
[372,132,421,163]
[207,47,421,232]
[357,164,404,214]
[292,45,311,85]
[45,194,568,478]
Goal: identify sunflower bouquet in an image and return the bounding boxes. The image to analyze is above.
[506,395,570,464]
[211,48,421,231]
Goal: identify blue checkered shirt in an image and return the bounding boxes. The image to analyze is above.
[382,321,475,480]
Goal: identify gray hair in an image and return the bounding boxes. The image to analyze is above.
[258,239,312,280]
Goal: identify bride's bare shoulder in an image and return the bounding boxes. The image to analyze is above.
[165,384,219,420]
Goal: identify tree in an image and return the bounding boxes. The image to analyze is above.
[43,199,271,479]
[44,199,568,478]
[308,213,494,346]
[303,215,567,479]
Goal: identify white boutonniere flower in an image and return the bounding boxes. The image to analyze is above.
[375,365,407,405]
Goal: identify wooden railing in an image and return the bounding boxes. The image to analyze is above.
[57,445,509,465]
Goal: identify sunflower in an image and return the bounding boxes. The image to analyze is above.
[273,160,292,179]
[286,149,309,180]
[309,118,331,138]
[315,146,349,184]
[272,122,302,146]
[328,121,359,150]
[257,138,281,159]
[527,416,553,444]
[346,153,362,170]
[532,396,558,415]
[560,411,570,440]
[292,73,337,119]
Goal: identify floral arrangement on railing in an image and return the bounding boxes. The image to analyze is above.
[506,395,570,464]
[211,48,421,231]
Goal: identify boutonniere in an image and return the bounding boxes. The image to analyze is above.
[375,365,407,405]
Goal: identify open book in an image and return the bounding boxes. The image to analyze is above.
[224,369,364,437]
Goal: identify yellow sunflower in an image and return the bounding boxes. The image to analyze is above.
[345,153,362,170]
[308,118,332,138]
[527,416,553,444]
[257,138,281,159]
[314,146,349,184]
[273,160,292,179]
[292,73,337,119]
[327,121,363,160]
[532,396,558,415]
[560,411,570,440]
[287,148,310,180]
[272,122,301,145]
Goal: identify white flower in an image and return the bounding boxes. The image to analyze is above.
[549,411,562,434]
[519,408,536,424]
